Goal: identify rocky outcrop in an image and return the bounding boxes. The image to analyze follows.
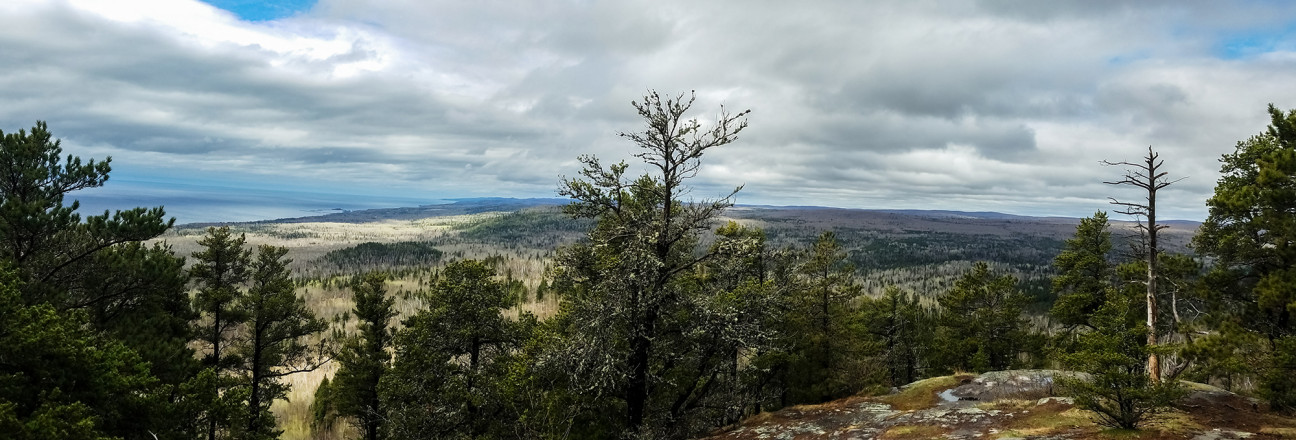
[704,371,1296,440]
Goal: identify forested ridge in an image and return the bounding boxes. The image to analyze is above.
[2,94,1295,439]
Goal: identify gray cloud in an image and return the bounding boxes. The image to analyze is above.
[2,0,1295,222]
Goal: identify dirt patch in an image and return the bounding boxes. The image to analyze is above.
[1176,388,1296,437]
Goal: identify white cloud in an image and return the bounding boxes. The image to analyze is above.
[3,0,1296,222]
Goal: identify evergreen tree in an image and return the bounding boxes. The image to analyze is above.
[0,121,172,307]
[0,122,196,438]
[191,227,252,440]
[329,272,395,440]
[382,260,524,439]
[0,268,158,440]
[934,262,1036,372]
[860,287,933,388]
[1057,292,1184,429]
[1049,212,1118,359]
[1049,212,1115,333]
[1194,104,1296,412]
[233,245,326,439]
[192,227,252,372]
[786,231,869,402]
[81,241,204,438]
[550,90,749,438]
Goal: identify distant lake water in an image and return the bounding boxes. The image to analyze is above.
[72,184,447,224]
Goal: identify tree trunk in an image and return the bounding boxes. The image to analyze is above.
[209,307,222,440]
[627,331,651,430]
[1147,170,1160,384]
[1104,146,1176,384]
[248,323,265,436]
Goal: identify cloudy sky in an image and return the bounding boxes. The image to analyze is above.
[3,0,1295,222]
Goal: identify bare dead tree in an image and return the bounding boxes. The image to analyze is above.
[1102,146,1183,383]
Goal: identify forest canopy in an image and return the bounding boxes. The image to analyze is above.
[2,99,1296,439]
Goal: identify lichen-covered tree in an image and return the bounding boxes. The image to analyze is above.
[1194,104,1296,412]
[706,223,800,416]
[671,222,787,427]
[550,90,750,437]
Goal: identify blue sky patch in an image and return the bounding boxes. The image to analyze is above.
[1215,23,1296,59]
[200,0,316,21]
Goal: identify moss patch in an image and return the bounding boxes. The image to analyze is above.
[1140,409,1205,436]
[876,374,971,411]
[1003,406,1094,437]
[1259,427,1296,437]
[880,424,947,439]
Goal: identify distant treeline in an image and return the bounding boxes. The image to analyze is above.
[320,241,443,271]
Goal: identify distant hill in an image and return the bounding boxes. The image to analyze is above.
[174,198,1200,303]
[190,197,1198,236]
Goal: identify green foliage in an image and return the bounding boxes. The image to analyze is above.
[675,222,799,423]
[1265,336,1296,411]
[234,245,327,439]
[185,368,245,440]
[1057,293,1184,429]
[785,231,871,403]
[0,122,200,439]
[934,262,1039,373]
[1194,104,1296,412]
[499,315,610,440]
[309,377,337,433]
[382,259,527,439]
[329,272,396,440]
[1178,320,1262,391]
[454,208,593,247]
[190,227,254,440]
[319,241,442,272]
[0,269,158,440]
[87,242,198,381]
[551,90,752,438]
[860,287,935,387]
[0,121,172,306]
[83,241,203,438]
[846,230,1064,270]
[192,227,252,373]
[1049,212,1115,334]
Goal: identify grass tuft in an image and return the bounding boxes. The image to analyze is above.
[876,374,970,411]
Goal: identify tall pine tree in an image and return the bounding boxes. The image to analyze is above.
[382,260,524,439]
[234,245,326,439]
[329,272,395,440]
[1195,104,1296,412]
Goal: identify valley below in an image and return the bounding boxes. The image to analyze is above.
[154,198,1207,439]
